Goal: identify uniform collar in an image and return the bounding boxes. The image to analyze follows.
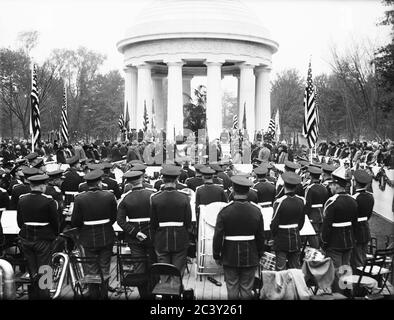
[356,188,366,192]
[163,186,176,191]
[234,195,248,201]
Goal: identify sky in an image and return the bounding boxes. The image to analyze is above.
[0,0,391,92]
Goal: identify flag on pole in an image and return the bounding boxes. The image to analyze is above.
[275,109,281,140]
[118,114,124,131]
[125,102,130,132]
[143,100,149,132]
[242,102,247,130]
[61,83,69,143]
[30,64,41,151]
[302,60,319,148]
[232,114,238,130]
[151,99,156,130]
[268,118,275,136]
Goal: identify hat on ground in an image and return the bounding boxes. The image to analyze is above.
[284,161,301,171]
[28,174,49,184]
[22,167,41,177]
[66,156,80,166]
[282,171,302,186]
[83,169,104,182]
[161,165,181,177]
[231,175,253,188]
[308,166,322,175]
[25,152,38,161]
[254,166,268,176]
[353,170,372,185]
[47,169,64,178]
[200,167,216,176]
[124,170,144,180]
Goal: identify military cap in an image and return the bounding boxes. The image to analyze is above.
[310,161,322,168]
[131,163,147,171]
[47,169,64,177]
[28,174,49,184]
[32,158,45,168]
[308,166,322,175]
[282,171,302,185]
[231,175,253,188]
[284,160,301,171]
[83,169,104,181]
[353,170,372,185]
[331,166,349,187]
[298,160,310,168]
[66,156,80,166]
[161,165,181,177]
[87,163,103,170]
[25,152,38,161]
[22,167,41,177]
[124,170,144,180]
[194,164,205,172]
[254,166,268,175]
[321,163,336,173]
[101,162,113,169]
[200,167,216,175]
[210,163,223,172]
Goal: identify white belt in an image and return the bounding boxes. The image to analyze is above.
[159,222,184,227]
[357,217,368,222]
[83,219,110,226]
[279,224,298,229]
[332,222,351,227]
[24,222,49,226]
[311,204,323,208]
[225,235,255,241]
[260,202,272,206]
[127,217,150,223]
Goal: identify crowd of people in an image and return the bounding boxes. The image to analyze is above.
[0,133,393,300]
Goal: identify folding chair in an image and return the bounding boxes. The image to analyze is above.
[118,254,150,300]
[150,263,184,299]
[69,255,110,300]
[342,248,394,298]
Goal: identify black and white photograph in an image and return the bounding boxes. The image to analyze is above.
[0,0,393,309]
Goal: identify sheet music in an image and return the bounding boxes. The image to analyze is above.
[1,210,20,234]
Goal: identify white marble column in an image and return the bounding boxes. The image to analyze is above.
[255,66,271,133]
[124,66,137,129]
[183,76,192,105]
[137,63,152,131]
[152,76,165,131]
[166,61,184,141]
[239,63,256,138]
[206,61,223,140]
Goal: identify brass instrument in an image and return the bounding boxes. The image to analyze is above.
[0,258,16,300]
[50,253,69,299]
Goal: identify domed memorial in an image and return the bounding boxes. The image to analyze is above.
[117,0,278,140]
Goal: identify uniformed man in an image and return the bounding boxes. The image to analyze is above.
[150,166,192,282]
[195,167,228,222]
[276,161,304,198]
[71,169,117,299]
[321,163,336,197]
[253,165,276,206]
[61,156,84,193]
[25,152,39,166]
[46,170,65,231]
[350,170,374,270]
[185,164,205,191]
[130,163,153,189]
[10,167,41,209]
[321,166,358,292]
[228,178,258,203]
[102,162,122,199]
[153,167,187,191]
[213,175,265,299]
[117,171,156,298]
[270,172,306,270]
[213,163,232,191]
[17,174,58,299]
[304,166,329,249]
[78,163,109,192]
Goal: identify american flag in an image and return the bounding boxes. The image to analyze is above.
[143,100,149,132]
[61,83,69,143]
[232,114,238,130]
[302,60,319,148]
[151,99,156,130]
[118,113,125,131]
[125,102,130,132]
[268,118,275,136]
[242,102,247,130]
[30,64,41,151]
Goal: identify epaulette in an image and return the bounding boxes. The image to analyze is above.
[19,193,29,198]
[12,183,22,190]
[295,194,306,204]
[74,191,85,198]
[251,188,258,193]
[178,189,191,196]
[195,185,203,192]
[42,193,53,199]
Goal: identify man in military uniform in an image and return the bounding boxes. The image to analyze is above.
[350,170,374,270]
[195,167,228,222]
[117,171,156,298]
[321,163,335,197]
[153,166,187,191]
[17,174,58,299]
[213,163,232,191]
[270,172,306,270]
[10,167,41,209]
[150,166,192,282]
[253,165,276,206]
[228,179,258,203]
[321,166,358,292]
[102,162,122,199]
[213,175,265,299]
[304,166,329,249]
[275,160,304,198]
[185,164,205,191]
[61,156,84,193]
[71,169,117,299]
[46,170,65,231]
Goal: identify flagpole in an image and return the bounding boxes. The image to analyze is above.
[30,64,34,153]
